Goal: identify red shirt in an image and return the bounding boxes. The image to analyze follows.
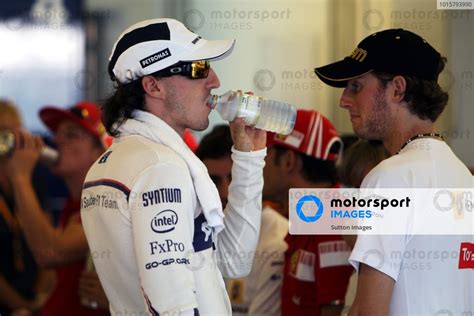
[281,234,353,316]
[38,198,109,316]
[281,183,353,316]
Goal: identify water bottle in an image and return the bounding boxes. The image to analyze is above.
[208,90,297,135]
[0,130,59,167]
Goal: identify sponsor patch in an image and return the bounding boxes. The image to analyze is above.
[459,242,474,269]
[289,249,315,282]
[98,151,112,164]
[140,48,171,68]
[145,257,189,270]
[142,188,182,207]
[82,194,118,210]
[149,239,185,255]
[151,209,178,233]
[318,240,351,268]
[276,130,304,148]
[192,36,202,44]
[193,213,214,252]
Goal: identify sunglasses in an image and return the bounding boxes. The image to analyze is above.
[153,60,210,79]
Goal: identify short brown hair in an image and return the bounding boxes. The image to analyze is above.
[338,140,389,188]
[373,57,449,122]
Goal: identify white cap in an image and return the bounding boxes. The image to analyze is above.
[108,18,236,84]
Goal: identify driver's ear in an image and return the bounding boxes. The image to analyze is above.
[142,75,166,100]
[391,75,407,103]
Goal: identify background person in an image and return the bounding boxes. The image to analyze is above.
[196,125,233,207]
[0,99,54,316]
[338,139,390,190]
[197,125,288,316]
[336,139,390,315]
[4,101,110,316]
[264,109,353,316]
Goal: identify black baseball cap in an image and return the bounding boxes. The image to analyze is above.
[314,29,442,88]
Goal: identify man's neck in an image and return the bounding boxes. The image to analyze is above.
[145,99,185,137]
[383,116,435,155]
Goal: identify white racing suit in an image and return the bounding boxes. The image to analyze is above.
[81,133,266,316]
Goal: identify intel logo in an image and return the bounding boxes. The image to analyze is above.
[151,210,178,233]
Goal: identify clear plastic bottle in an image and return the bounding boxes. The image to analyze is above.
[0,130,59,167]
[208,90,297,135]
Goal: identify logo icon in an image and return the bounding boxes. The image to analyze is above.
[151,209,178,233]
[201,222,212,242]
[140,48,171,68]
[183,9,206,31]
[362,249,384,270]
[350,47,368,62]
[362,9,384,31]
[98,151,112,164]
[149,239,185,255]
[254,69,276,91]
[296,195,324,222]
[433,189,455,212]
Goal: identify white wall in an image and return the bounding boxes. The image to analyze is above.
[85,0,184,100]
[180,0,334,138]
[447,8,474,167]
[84,0,473,166]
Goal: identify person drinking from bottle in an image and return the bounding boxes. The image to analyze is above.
[3,101,110,316]
[80,18,267,315]
[0,99,54,315]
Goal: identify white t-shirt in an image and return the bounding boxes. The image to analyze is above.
[225,207,288,316]
[81,133,266,316]
[349,138,474,315]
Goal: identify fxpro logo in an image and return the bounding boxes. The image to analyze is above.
[329,196,411,219]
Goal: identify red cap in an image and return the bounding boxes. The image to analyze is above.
[39,101,110,147]
[267,109,342,161]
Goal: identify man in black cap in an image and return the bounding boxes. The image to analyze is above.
[315,29,473,315]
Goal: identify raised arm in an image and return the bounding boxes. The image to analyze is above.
[6,130,88,268]
[216,118,267,277]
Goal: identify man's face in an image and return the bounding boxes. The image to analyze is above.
[339,72,393,140]
[202,155,232,207]
[263,147,288,204]
[160,67,220,133]
[53,120,103,178]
